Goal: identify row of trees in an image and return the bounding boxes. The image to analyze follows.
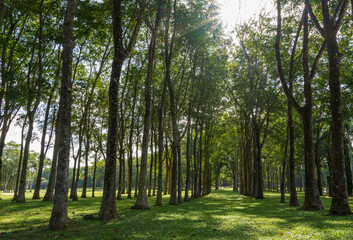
[0,0,352,231]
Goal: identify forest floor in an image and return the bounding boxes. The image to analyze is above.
[1,188,353,239]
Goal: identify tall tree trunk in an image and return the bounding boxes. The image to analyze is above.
[33,95,53,199]
[193,125,199,198]
[127,78,138,199]
[92,147,97,198]
[315,124,323,196]
[49,0,76,230]
[288,103,299,206]
[164,144,169,195]
[177,144,183,203]
[198,126,203,197]
[134,131,139,198]
[13,117,27,199]
[117,148,123,200]
[16,114,36,203]
[300,9,323,210]
[153,135,157,197]
[148,132,154,197]
[81,124,91,198]
[156,76,167,206]
[43,113,59,202]
[132,0,162,210]
[99,0,146,219]
[254,123,264,199]
[321,0,351,215]
[281,124,289,203]
[184,118,191,201]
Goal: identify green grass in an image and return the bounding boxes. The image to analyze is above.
[1,189,353,239]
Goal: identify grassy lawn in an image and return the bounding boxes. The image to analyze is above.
[1,188,353,239]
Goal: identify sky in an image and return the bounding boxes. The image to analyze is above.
[216,0,275,32]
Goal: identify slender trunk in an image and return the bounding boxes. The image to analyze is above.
[254,123,264,199]
[43,113,59,202]
[132,0,162,210]
[16,115,35,203]
[301,9,323,210]
[117,149,123,200]
[288,103,299,206]
[81,128,90,198]
[198,126,203,197]
[164,144,169,195]
[13,117,27,199]
[193,125,199,198]
[49,0,76,230]
[177,144,182,203]
[315,124,323,196]
[99,0,146,219]
[92,148,97,197]
[156,76,167,206]
[134,132,139,198]
[127,79,138,199]
[33,95,52,199]
[184,119,191,201]
[281,124,289,203]
[153,136,157,196]
[148,132,154,197]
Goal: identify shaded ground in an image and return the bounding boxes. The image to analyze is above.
[1,189,353,239]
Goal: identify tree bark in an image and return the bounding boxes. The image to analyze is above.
[156,75,167,206]
[49,0,76,230]
[305,0,350,215]
[148,131,154,197]
[92,147,97,198]
[281,124,289,203]
[288,103,299,206]
[43,113,59,202]
[315,124,323,196]
[132,0,162,210]
[99,0,146,219]
[127,78,138,199]
[81,121,91,198]
[33,95,53,199]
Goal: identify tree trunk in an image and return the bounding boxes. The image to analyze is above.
[288,103,299,206]
[193,126,199,198]
[16,114,35,203]
[43,114,59,202]
[134,132,139,198]
[81,127,90,198]
[132,0,162,210]
[153,137,157,197]
[198,127,203,197]
[281,124,289,203]
[99,0,146,219]
[156,75,167,206]
[148,132,154,197]
[325,19,351,216]
[254,123,264,199]
[33,95,52,199]
[127,79,138,199]
[315,124,323,196]
[300,9,323,210]
[184,118,191,201]
[49,0,76,230]
[92,148,97,198]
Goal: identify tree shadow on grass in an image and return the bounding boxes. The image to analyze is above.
[1,189,353,239]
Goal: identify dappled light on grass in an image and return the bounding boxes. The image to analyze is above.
[1,188,353,239]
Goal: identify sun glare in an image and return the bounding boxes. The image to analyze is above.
[217,0,275,32]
